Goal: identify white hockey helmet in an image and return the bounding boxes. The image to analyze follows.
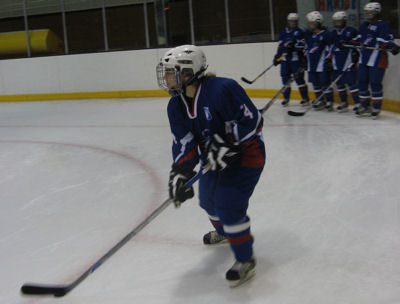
[332,11,347,21]
[156,45,208,96]
[364,2,382,14]
[306,11,323,24]
[287,13,299,21]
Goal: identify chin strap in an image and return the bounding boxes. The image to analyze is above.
[168,66,208,97]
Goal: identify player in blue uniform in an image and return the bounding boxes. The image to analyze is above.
[347,2,400,118]
[331,11,360,112]
[273,13,309,107]
[304,11,334,111]
[156,45,265,287]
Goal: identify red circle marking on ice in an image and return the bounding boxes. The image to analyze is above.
[0,139,164,302]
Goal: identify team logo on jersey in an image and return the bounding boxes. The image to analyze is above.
[309,46,319,54]
[203,107,212,120]
[363,37,373,45]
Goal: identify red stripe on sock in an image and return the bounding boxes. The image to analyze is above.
[227,233,252,245]
[211,220,223,227]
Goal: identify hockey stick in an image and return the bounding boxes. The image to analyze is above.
[342,44,384,51]
[20,166,206,297]
[241,53,286,85]
[287,63,354,117]
[259,67,305,114]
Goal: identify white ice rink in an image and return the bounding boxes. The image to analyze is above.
[1,97,399,304]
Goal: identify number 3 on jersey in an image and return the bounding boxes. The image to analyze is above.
[241,104,254,119]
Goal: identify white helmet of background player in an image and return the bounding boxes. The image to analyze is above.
[307,11,323,31]
[364,2,381,21]
[332,11,347,28]
[287,13,299,29]
[307,11,323,23]
[156,45,208,96]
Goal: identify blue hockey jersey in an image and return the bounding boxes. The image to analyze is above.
[304,29,333,72]
[352,20,394,68]
[167,77,264,170]
[331,26,358,71]
[276,27,306,61]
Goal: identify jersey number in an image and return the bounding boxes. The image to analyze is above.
[241,104,254,119]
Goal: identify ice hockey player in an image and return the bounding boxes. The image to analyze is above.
[346,2,400,119]
[273,13,309,106]
[331,11,360,112]
[304,11,334,111]
[156,45,265,287]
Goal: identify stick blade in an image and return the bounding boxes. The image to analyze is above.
[21,283,70,297]
[240,77,253,84]
[287,110,306,116]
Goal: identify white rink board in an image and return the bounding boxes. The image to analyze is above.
[0,98,399,304]
[0,40,399,101]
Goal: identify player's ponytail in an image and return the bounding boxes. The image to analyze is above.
[205,72,216,78]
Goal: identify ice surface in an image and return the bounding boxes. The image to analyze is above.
[0,98,399,304]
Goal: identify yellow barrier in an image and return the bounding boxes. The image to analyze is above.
[0,29,62,55]
[0,89,399,114]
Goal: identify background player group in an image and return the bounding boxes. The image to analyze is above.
[274,2,399,119]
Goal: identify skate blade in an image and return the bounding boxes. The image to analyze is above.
[203,239,228,246]
[336,108,349,113]
[356,113,370,118]
[300,102,310,107]
[228,269,256,288]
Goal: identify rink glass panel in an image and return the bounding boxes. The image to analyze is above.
[228,0,271,43]
[0,0,398,59]
[192,0,227,45]
[65,8,105,54]
[106,4,146,51]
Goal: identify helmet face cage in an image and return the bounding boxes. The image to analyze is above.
[364,2,381,20]
[306,11,323,27]
[156,63,183,97]
[332,11,347,28]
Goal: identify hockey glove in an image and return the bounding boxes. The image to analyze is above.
[324,58,333,72]
[273,54,282,66]
[208,134,242,171]
[351,50,360,64]
[390,43,400,55]
[285,41,295,58]
[337,41,346,50]
[169,163,196,207]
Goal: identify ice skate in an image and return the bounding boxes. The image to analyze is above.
[300,99,310,106]
[352,103,361,112]
[281,99,290,107]
[355,105,371,117]
[325,101,333,111]
[226,256,256,288]
[336,102,348,112]
[371,109,380,120]
[312,99,326,111]
[203,230,227,245]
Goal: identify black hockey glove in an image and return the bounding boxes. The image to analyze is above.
[208,134,242,171]
[337,41,346,50]
[351,50,360,64]
[390,43,400,55]
[273,54,282,66]
[324,58,333,72]
[285,41,295,58]
[169,163,196,207]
